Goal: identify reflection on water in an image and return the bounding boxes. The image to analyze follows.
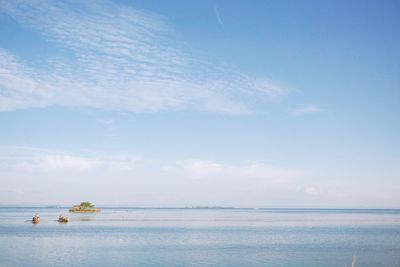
[78,216,93,221]
[0,208,399,267]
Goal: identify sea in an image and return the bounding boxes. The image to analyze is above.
[0,207,399,267]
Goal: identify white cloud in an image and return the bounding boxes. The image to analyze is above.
[0,146,300,183]
[0,146,309,206]
[25,154,102,172]
[0,146,139,173]
[303,186,321,195]
[180,160,224,177]
[98,119,114,125]
[0,0,286,114]
[1,146,399,207]
[214,5,225,29]
[290,104,321,116]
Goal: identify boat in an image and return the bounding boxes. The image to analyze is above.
[32,213,40,224]
[69,202,101,213]
[58,215,70,223]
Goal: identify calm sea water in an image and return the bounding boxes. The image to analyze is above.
[0,207,399,267]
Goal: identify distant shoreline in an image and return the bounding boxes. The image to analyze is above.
[0,205,400,212]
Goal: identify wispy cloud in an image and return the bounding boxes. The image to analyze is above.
[97,119,114,126]
[0,146,301,182]
[0,0,285,114]
[0,146,139,173]
[289,104,321,116]
[1,145,398,207]
[214,5,225,29]
[303,186,321,196]
[0,145,310,206]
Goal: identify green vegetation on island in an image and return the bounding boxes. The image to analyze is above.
[80,202,94,208]
[69,202,101,213]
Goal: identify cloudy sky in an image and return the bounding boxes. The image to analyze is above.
[0,0,399,207]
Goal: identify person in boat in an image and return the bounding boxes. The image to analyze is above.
[32,213,40,224]
[58,215,69,223]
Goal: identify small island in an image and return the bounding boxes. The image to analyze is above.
[69,202,101,213]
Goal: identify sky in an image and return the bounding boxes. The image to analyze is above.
[0,0,399,207]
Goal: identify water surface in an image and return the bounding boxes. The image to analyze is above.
[0,207,399,267]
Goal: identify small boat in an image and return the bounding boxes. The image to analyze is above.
[58,215,70,223]
[32,213,40,224]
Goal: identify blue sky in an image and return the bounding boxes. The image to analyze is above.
[0,0,399,207]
